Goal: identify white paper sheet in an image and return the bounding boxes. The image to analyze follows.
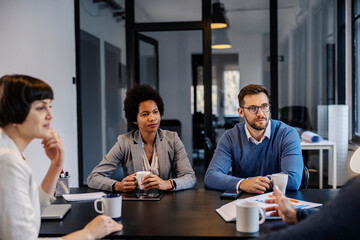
[62,192,105,202]
[216,192,322,222]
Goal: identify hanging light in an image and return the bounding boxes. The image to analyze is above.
[212,29,232,49]
[211,2,229,29]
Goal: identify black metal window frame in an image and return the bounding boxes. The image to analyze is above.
[353,0,360,141]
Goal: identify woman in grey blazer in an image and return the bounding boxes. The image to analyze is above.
[87,85,196,192]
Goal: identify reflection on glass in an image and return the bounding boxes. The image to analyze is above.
[139,40,157,89]
[278,0,336,132]
[224,70,240,117]
[135,0,201,23]
[355,20,360,135]
[210,0,269,137]
[190,84,218,116]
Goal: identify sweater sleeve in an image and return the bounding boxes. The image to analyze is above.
[279,127,303,190]
[204,131,242,191]
[296,208,319,221]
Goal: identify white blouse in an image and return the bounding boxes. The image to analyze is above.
[0,131,60,240]
[142,143,159,176]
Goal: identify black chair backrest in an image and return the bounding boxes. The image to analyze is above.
[160,119,182,139]
[280,106,312,130]
[204,137,214,156]
[301,165,310,189]
[110,166,124,182]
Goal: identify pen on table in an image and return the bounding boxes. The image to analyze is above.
[269,195,299,203]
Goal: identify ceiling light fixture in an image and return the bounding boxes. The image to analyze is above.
[211,29,232,49]
[211,2,229,29]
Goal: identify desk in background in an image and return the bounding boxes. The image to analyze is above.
[301,140,337,189]
[40,188,339,239]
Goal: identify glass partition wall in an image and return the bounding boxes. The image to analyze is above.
[278,0,337,134]
[77,0,339,186]
[208,0,270,145]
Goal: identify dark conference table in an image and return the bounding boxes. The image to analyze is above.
[40,187,339,239]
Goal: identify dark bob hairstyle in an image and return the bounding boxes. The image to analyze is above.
[238,84,269,107]
[124,84,164,129]
[0,74,53,127]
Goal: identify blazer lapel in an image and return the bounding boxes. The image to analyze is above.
[157,130,169,179]
[131,130,143,172]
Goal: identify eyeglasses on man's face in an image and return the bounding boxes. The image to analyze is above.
[240,103,271,114]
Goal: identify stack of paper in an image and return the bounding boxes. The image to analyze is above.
[62,192,105,202]
[216,192,322,222]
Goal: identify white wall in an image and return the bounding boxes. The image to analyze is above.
[0,0,78,186]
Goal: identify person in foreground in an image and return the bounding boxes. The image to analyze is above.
[0,75,122,240]
[259,176,360,239]
[87,84,196,192]
[204,84,303,193]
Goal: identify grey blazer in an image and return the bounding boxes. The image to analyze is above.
[87,129,197,191]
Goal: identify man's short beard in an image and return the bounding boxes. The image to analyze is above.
[244,114,269,131]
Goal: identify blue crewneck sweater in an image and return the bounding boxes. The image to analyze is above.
[204,119,303,191]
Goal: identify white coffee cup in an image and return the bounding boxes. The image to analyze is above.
[236,201,266,233]
[135,171,150,190]
[269,173,288,194]
[94,194,122,220]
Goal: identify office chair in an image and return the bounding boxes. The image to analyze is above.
[204,137,215,156]
[110,166,124,182]
[280,106,312,130]
[280,106,313,169]
[301,165,310,189]
[160,119,182,139]
[204,137,235,175]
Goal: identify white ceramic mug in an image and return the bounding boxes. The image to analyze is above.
[94,194,122,220]
[236,201,266,233]
[135,171,150,190]
[269,173,288,194]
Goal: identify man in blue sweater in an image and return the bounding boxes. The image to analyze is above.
[204,84,303,193]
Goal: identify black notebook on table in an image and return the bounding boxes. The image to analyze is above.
[122,189,164,201]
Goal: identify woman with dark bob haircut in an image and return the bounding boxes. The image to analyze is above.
[0,75,122,240]
[88,84,196,192]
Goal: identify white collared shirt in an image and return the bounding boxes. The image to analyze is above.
[236,120,271,192]
[244,120,271,145]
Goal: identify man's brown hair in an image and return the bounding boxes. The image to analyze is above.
[238,84,269,107]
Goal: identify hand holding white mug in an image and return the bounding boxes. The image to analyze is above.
[239,176,271,194]
[113,174,136,192]
[141,174,173,191]
[268,173,288,194]
[135,171,150,190]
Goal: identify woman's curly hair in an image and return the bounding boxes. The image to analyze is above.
[124,84,164,129]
